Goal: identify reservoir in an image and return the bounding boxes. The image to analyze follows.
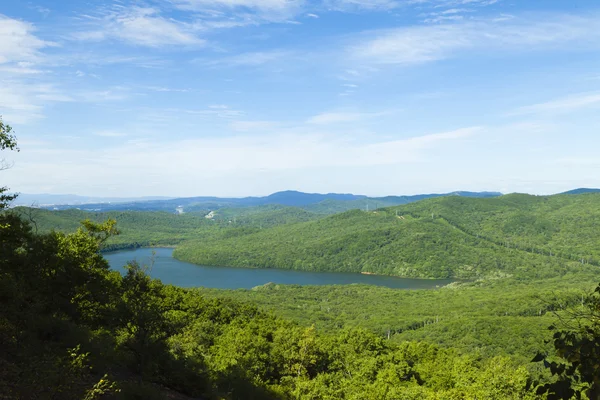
[104,247,454,290]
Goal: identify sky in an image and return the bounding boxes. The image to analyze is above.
[1,0,600,197]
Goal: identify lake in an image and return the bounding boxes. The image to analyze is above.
[104,247,454,290]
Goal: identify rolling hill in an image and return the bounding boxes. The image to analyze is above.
[173,193,600,279]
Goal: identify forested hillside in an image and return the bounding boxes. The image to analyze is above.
[3,117,600,399]
[21,193,600,280]
[1,203,545,399]
[400,193,600,265]
[13,205,320,251]
[174,194,600,279]
[201,275,596,364]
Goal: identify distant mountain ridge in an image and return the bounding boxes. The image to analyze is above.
[18,189,600,213]
[12,193,174,206]
[561,188,600,195]
[29,190,502,213]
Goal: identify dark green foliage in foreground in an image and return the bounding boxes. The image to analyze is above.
[1,213,545,399]
[533,284,600,400]
[174,194,600,280]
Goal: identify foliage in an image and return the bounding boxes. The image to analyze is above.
[174,197,600,279]
[13,205,318,252]
[534,283,600,399]
[0,116,19,211]
[199,276,597,364]
[1,211,547,399]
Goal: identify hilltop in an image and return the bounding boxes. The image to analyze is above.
[173,193,600,280]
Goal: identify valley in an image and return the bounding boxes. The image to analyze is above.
[7,189,600,399]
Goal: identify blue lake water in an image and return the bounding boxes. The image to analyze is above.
[104,247,454,290]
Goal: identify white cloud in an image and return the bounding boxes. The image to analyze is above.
[199,50,291,67]
[307,110,391,124]
[94,130,128,137]
[324,0,399,11]
[0,82,74,123]
[0,15,52,65]
[230,120,278,131]
[0,83,44,123]
[6,126,479,195]
[0,65,45,75]
[78,87,131,102]
[512,93,600,115]
[179,105,245,119]
[557,157,600,168]
[349,13,600,65]
[173,0,301,11]
[173,0,303,23]
[143,86,190,93]
[74,7,204,47]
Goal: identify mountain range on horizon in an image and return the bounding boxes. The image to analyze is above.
[11,188,600,214]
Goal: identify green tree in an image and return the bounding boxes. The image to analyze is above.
[116,261,170,381]
[535,283,600,399]
[0,116,19,211]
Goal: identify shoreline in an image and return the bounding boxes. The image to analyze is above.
[109,247,456,283]
[101,244,178,254]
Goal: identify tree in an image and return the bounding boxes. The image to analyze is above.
[0,116,19,211]
[116,261,170,381]
[534,284,600,399]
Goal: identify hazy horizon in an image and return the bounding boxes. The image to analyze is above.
[2,0,600,197]
[16,188,600,206]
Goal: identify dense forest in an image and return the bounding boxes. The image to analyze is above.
[199,276,596,363]
[171,194,600,280]
[12,205,322,252]
[4,202,600,398]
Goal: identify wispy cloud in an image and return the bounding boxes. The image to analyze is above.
[78,86,132,102]
[8,126,479,195]
[349,13,600,65]
[324,0,400,11]
[0,63,46,75]
[307,110,392,124]
[74,6,205,47]
[512,92,600,115]
[0,15,53,64]
[94,130,127,137]
[179,105,245,119]
[197,50,292,67]
[143,86,191,93]
[230,120,278,131]
[173,0,303,23]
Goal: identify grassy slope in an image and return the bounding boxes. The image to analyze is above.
[174,194,600,279]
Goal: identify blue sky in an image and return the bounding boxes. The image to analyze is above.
[1,0,600,197]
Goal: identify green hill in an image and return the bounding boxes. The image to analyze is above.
[2,208,548,400]
[13,205,321,251]
[173,194,600,279]
[199,274,596,363]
